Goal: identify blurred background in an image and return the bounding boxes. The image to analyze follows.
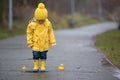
[0,0,120,39]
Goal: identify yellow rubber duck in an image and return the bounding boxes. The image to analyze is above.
[58,64,64,71]
[22,65,27,71]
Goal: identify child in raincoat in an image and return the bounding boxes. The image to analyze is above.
[26,3,56,72]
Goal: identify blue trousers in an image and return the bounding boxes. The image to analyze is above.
[32,51,48,60]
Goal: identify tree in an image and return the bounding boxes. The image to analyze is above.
[102,0,120,29]
[0,0,4,25]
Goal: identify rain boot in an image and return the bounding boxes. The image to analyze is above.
[33,60,39,72]
[40,60,46,72]
[39,60,41,70]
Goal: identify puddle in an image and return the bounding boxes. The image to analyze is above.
[113,69,120,79]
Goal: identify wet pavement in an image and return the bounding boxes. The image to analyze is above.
[0,22,120,80]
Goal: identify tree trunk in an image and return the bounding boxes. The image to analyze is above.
[3,0,8,27]
[118,23,120,30]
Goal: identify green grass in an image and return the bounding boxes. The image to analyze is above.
[96,29,120,68]
[73,13,106,27]
[0,13,106,40]
[49,12,106,29]
[0,21,26,39]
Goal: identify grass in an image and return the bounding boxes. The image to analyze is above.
[72,13,106,27]
[49,12,106,29]
[96,29,120,68]
[0,21,26,39]
[0,13,106,40]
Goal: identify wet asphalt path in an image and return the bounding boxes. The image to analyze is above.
[0,22,120,80]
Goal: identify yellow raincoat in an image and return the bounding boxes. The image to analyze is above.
[26,19,56,52]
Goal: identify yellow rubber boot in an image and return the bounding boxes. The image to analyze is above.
[40,60,46,72]
[39,60,41,70]
[33,60,39,72]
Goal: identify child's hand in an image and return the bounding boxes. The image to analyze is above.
[29,46,32,49]
[30,46,33,48]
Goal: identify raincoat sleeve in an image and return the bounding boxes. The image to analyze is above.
[26,23,34,47]
[48,22,56,46]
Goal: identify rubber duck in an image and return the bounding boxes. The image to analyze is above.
[58,64,64,71]
[22,65,27,71]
